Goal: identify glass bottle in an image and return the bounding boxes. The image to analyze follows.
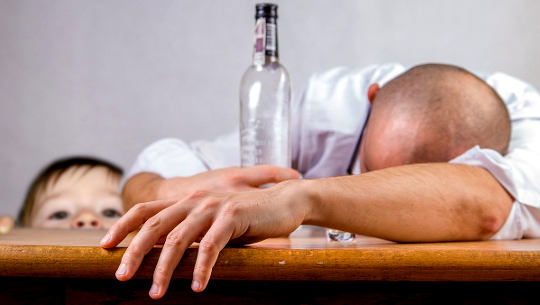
[240,3,291,168]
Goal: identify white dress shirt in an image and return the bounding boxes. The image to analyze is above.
[127,63,540,240]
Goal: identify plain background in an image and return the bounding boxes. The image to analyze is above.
[1,0,539,217]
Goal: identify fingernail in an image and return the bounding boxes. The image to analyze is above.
[192,280,201,291]
[100,233,111,245]
[116,263,127,276]
[149,283,160,297]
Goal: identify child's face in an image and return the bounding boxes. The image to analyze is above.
[30,166,123,229]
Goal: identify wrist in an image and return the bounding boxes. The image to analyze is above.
[298,179,322,225]
[276,178,321,226]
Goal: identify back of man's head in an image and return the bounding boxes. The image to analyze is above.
[362,63,511,170]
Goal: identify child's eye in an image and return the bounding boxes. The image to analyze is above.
[102,209,122,218]
[48,211,69,220]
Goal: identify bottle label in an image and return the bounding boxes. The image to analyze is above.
[253,19,266,65]
[265,23,276,53]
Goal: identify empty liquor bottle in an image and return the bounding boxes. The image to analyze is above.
[239,3,291,168]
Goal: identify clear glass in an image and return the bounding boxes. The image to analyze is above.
[240,59,291,168]
[327,229,356,242]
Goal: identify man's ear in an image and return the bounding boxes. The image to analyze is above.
[367,83,380,105]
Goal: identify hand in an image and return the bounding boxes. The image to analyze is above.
[101,180,310,299]
[159,165,301,199]
[122,165,300,209]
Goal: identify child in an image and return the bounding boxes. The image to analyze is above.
[17,156,124,229]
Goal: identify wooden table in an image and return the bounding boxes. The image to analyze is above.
[1,228,539,304]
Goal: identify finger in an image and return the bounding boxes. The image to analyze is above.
[0,215,15,234]
[191,218,236,292]
[149,215,213,299]
[240,165,300,187]
[101,199,176,248]
[115,201,192,281]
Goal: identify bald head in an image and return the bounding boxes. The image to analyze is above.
[360,63,511,172]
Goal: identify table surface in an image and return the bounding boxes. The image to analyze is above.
[1,228,540,281]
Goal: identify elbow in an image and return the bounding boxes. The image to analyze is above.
[469,175,514,240]
[475,209,508,240]
[475,189,514,240]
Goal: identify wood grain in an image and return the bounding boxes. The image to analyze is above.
[1,228,540,281]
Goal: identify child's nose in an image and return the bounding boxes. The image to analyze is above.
[71,212,102,229]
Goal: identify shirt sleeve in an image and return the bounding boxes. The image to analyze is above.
[126,138,210,180]
[126,132,240,181]
[450,72,540,240]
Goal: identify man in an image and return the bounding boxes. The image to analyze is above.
[101,63,540,299]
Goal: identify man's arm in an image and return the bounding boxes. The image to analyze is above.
[102,162,513,298]
[304,163,513,242]
[122,173,164,209]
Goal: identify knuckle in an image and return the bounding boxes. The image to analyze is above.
[221,201,241,217]
[127,243,145,258]
[198,199,220,213]
[198,239,218,254]
[131,202,149,216]
[165,231,185,247]
[144,216,162,231]
[187,189,208,200]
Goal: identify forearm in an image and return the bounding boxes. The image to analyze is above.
[300,163,513,242]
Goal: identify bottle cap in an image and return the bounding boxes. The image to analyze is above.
[255,3,278,19]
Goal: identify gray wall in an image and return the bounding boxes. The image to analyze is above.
[1,0,539,217]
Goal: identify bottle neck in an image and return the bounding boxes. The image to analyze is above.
[252,16,279,65]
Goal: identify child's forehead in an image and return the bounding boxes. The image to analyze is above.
[40,165,120,195]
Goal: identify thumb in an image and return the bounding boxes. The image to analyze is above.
[239,165,300,187]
